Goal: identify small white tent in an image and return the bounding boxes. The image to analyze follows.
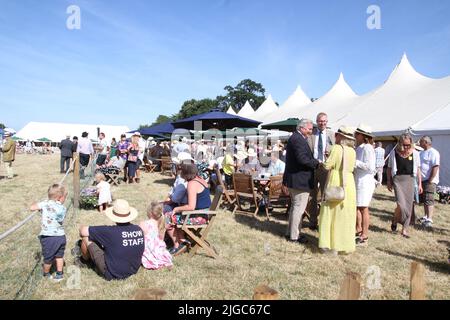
[252,94,279,122]
[226,106,237,115]
[237,100,255,118]
[263,86,311,123]
[16,122,131,143]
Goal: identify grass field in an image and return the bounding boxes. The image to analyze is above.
[0,153,449,300]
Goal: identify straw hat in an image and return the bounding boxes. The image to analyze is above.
[234,150,248,161]
[105,199,138,224]
[247,148,257,157]
[354,124,374,138]
[336,126,356,140]
[4,131,12,137]
[132,132,142,137]
[172,152,194,164]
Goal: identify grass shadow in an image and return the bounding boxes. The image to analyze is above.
[152,178,175,187]
[233,213,320,253]
[372,193,396,202]
[413,224,450,236]
[376,248,450,275]
[0,174,19,180]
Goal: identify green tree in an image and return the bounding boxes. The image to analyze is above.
[177,98,217,119]
[216,79,266,112]
[152,115,172,126]
[0,123,5,129]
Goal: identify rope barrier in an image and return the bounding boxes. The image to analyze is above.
[0,156,77,242]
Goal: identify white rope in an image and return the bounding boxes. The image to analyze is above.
[0,155,79,242]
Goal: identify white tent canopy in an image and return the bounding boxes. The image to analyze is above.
[16,122,131,143]
[237,100,255,118]
[252,94,279,121]
[263,86,311,123]
[226,106,237,115]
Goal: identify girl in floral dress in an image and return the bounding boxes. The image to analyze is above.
[139,202,173,270]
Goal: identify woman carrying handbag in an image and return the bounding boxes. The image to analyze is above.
[318,126,357,254]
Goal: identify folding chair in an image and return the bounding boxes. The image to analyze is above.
[175,186,222,259]
[214,166,236,208]
[143,157,157,173]
[266,175,291,220]
[160,156,173,176]
[232,173,262,218]
[104,168,122,186]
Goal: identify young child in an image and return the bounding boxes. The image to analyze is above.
[95,173,112,212]
[139,202,173,270]
[30,184,68,281]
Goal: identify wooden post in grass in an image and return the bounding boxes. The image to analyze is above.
[410,262,426,300]
[134,288,167,300]
[73,153,80,209]
[253,284,279,300]
[339,272,361,300]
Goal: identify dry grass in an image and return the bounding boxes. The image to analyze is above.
[1,154,449,300]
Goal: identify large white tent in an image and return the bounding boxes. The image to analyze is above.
[16,122,130,143]
[226,106,237,115]
[259,53,450,185]
[237,100,255,118]
[264,86,311,123]
[252,94,279,121]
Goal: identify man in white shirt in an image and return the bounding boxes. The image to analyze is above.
[77,131,94,178]
[307,112,335,230]
[374,142,385,187]
[268,152,286,176]
[419,136,440,227]
[95,133,110,169]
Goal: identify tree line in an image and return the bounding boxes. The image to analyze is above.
[139,79,270,129]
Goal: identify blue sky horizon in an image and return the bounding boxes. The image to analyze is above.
[1,0,450,131]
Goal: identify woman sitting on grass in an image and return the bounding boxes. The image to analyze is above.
[165,163,211,255]
[139,202,173,270]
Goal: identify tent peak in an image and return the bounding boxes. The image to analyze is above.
[317,72,358,102]
[386,53,431,84]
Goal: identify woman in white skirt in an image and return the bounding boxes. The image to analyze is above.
[354,124,376,246]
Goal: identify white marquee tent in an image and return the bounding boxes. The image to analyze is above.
[255,53,450,185]
[237,100,255,118]
[252,94,279,121]
[226,106,237,115]
[16,122,131,143]
[265,85,311,123]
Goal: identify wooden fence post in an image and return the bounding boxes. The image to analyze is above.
[339,272,361,300]
[73,153,80,209]
[133,288,167,300]
[410,262,426,300]
[253,284,279,300]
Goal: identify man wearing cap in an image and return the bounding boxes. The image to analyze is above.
[2,131,16,179]
[77,199,145,280]
[283,119,320,244]
[59,134,74,174]
[308,112,335,231]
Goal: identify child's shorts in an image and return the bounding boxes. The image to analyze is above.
[39,235,66,264]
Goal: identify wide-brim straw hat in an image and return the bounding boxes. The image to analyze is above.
[234,150,248,160]
[337,126,356,140]
[247,148,257,157]
[172,151,194,164]
[105,199,139,224]
[354,123,374,138]
[132,132,142,137]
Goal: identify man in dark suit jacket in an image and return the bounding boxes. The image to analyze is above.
[283,119,320,244]
[307,112,335,230]
[59,134,74,173]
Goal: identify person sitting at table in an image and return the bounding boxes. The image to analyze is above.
[240,148,261,174]
[268,152,286,176]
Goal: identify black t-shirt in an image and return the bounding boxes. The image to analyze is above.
[395,152,414,176]
[89,224,144,281]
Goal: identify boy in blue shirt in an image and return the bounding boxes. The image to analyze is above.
[30,184,67,281]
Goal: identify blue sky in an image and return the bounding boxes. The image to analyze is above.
[1,0,450,130]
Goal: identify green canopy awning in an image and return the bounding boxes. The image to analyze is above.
[12,136,25,141]
[36,137,52,142]
[261,118,300,132]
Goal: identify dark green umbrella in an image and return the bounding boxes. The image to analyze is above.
[261,118,300,132]
[36,137,52,142]
[12,136,25,141]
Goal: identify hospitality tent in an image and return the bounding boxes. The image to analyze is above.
[237,101,255,119]
[263,86,311,124]
[16,122,130,143]
[252,94,279,122]
[226,106,237,115]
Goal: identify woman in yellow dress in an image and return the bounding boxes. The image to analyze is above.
[318,126,357,254]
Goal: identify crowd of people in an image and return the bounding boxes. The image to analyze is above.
[23,111,443,282]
